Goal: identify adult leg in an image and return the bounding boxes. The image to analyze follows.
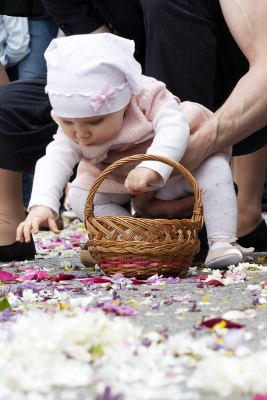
[0,168,36,261]
[0,66,27,254]
[18,17,58,209]
[0,74,56,260]
[0,75,55,173]
[231,125,267,251]
[0,66,31,258]
[234,146,267,250]
[0,169,25,245]
[139,0,217,107]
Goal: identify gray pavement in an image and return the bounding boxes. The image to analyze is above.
[0,221,267,400]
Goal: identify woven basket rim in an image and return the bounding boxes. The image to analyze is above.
[84,154,203,226]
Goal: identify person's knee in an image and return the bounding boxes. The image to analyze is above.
[200,154,230,174]
[68,187,87,221]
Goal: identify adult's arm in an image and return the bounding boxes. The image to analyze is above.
[41,0,108,35]
[3,16,30,67]
[181,0,267,171]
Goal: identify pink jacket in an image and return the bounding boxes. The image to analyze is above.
[70,76,219,193]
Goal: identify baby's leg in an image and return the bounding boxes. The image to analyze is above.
[157,154,242,268]
[68,187,131,219]
[192,155,243,268]
[192,154,237,238]
[92,193,132,217]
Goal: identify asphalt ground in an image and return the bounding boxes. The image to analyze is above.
[0,218,266,400]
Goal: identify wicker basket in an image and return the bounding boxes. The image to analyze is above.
[84,154,203,279]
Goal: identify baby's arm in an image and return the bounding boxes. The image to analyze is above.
[16,130,81,242]
[125,100,189,194]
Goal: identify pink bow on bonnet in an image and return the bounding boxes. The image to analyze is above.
[90,82,116,112]
[44,33,143,118]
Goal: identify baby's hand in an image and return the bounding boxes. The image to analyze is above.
[125,168,161,195]
[16,205,60,243]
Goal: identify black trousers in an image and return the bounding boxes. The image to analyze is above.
[0,74,56,174]
[0,0,266,174]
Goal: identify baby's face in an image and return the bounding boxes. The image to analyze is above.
[58,107,126,146]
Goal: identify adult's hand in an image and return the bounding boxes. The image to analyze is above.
[180,132,211,172]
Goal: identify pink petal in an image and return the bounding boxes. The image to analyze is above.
[18,270,49,282]
[131,279,147,285]
[50,273,75,282]
[0,271,18,281]
[80,278,112,284]
[197,279,224,288]
[194,273,208,281]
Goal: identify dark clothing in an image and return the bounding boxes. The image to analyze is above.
[0,0,266,174]
[0,75,56,174]
[43,0,104,36]
[0,0,45,17]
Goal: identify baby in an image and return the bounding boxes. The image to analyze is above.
[17,33,244,269]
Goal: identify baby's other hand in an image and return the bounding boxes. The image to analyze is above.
[16,205,60,243]
[125,168,161,195]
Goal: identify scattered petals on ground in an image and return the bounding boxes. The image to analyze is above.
[0,219,267,399]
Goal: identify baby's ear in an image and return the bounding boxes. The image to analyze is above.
[51,110,60,124]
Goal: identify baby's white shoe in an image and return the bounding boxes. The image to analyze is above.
[205,246,242,269]
[205,237,243,269]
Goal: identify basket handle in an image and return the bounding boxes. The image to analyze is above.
[84,154,203,224]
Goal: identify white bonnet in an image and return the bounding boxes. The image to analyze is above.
[44,33,143,118]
